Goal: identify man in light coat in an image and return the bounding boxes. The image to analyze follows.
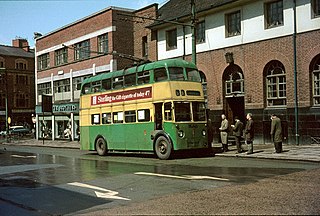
[219,114,229,152]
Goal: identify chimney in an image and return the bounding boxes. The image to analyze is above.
[12,38,30,52]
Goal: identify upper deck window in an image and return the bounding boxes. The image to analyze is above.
[102,78,111,91]
[137,71,150,84]
[154,68,168,82]
[82,83,91,94]
[113,76,124,89]
[125,74,136,87]
[169,67,185,81]
[187,68,201,82]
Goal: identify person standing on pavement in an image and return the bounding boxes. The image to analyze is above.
[244,113,254,154]
[219,114,229,152]
[231,116,244,153]
[270,114,283,153]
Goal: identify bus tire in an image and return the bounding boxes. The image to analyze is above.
[95,137,108,156]
[155,136,172,160]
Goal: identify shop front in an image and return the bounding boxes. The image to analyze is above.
[35,102,79,141]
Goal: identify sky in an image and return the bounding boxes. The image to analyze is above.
[0,0,165,48]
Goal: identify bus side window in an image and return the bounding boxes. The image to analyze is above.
[138,109,150,122]
[102,113,111,124]
[113,76,124,89]
[113,112,124,123]
[91,81,101,93]
[124,74,136,87]
[168,67,185,81]
[102,79,111,91]
[125,110,136,123]
[164,102,172,121]
[137,71,150,84]
[91,114,100,125]
[154,68,168,82]
[82,83,91,94]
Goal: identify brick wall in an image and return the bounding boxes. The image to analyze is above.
[193,29,320,144]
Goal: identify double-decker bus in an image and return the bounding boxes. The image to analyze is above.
[80,58,208,159]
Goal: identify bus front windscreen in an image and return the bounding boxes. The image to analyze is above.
[192,102,206,121]
[174,102,206,122]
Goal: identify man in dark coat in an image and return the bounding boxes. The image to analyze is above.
[270,114,283,153]
[232,116,244,153]
[244,113,254,154]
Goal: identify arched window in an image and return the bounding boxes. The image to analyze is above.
[265,60,286,106]
[199,71,207,107]
[311,54,320,105]
[224,65,244,97]
[15,58,28,70]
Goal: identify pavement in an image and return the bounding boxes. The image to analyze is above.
[1,137,320,162]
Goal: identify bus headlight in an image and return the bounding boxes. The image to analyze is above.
[178,130,185,138]
[202,129,206,136]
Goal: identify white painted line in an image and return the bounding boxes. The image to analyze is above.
[11,155,36,159]
[67,182,130,201]
[134,172,229,181]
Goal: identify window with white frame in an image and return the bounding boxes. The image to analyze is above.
[312,55,320,105]
[265,60,286,106]
[74,40,90,60]
[312,0,320,18]
[196,21,205,43]
[265,0,283,28]
[73,75,90,91]
[55,47,68,66]
[38,82,52,95]
[54,79,70,93]
[98,34,108,54]
[226,11,241,37]
[166,28,177,50]
[38,53,50,70]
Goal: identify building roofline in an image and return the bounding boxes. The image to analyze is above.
[36,6,134,41]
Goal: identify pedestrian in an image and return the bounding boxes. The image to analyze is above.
[219,114,229,152]
[270,114,283,153]
[76,126,80,142]
[244,113,254,154]
[231,116,244,153]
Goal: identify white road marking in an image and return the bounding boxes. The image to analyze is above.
[67,182,130,201]
[135,172,229,181]
[11,155,36,159]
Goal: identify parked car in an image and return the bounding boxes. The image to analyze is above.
[0,130,7,136]
[9,126,31,136]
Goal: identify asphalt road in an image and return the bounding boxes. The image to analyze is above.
[0,145,319,215]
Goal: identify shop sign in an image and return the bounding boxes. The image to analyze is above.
[91,87,152,106]
[53,103,79,113]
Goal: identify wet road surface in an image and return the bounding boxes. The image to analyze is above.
[0,146,319,215]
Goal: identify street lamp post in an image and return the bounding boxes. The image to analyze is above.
[0,68,9,143]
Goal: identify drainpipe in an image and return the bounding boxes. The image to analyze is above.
[191,0,196,65]
[293,0,299,145]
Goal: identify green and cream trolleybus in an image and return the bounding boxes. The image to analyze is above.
[80,58,208,159]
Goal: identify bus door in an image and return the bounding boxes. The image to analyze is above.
[154,103,163,130]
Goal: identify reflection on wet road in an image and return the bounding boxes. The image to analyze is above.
[0,147,318,215]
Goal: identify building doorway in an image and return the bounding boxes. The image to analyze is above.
[223,64,245,124]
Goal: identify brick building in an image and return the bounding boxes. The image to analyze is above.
[35,5,157,140]
[0,38,35,131]
[149,0,320,144]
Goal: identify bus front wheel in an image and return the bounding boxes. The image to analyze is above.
[95,137,108,156]
[155,136,172,160]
